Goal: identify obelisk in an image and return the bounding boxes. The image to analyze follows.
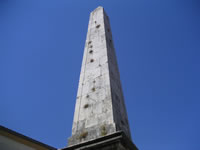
[65,6,138,150]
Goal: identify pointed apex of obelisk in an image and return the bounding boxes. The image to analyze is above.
[95,6,104,10]
[91,6,104,13]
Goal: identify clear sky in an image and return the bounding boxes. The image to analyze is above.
[0,0,199,149]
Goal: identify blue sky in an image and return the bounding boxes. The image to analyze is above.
[0,0,200,149]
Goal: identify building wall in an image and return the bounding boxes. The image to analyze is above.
[0,135,35,150]
[0,126,56,150]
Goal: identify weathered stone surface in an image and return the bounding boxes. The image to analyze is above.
[65,132,138,150]
[68,6,132,146]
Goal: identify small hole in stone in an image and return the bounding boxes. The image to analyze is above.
[90,59,94,63]
[96,24,100,28]
[89,50,93,54]
[88,41,92,45]
[92,87,95,92]
[84,104,89,109]
[95,21,97,24]
[90,45,93,48]
[93,80,96,83]
[86,95,89,98]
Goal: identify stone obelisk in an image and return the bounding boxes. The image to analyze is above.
[65,6,138,150]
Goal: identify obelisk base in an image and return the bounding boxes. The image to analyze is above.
[62,131,138,150]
